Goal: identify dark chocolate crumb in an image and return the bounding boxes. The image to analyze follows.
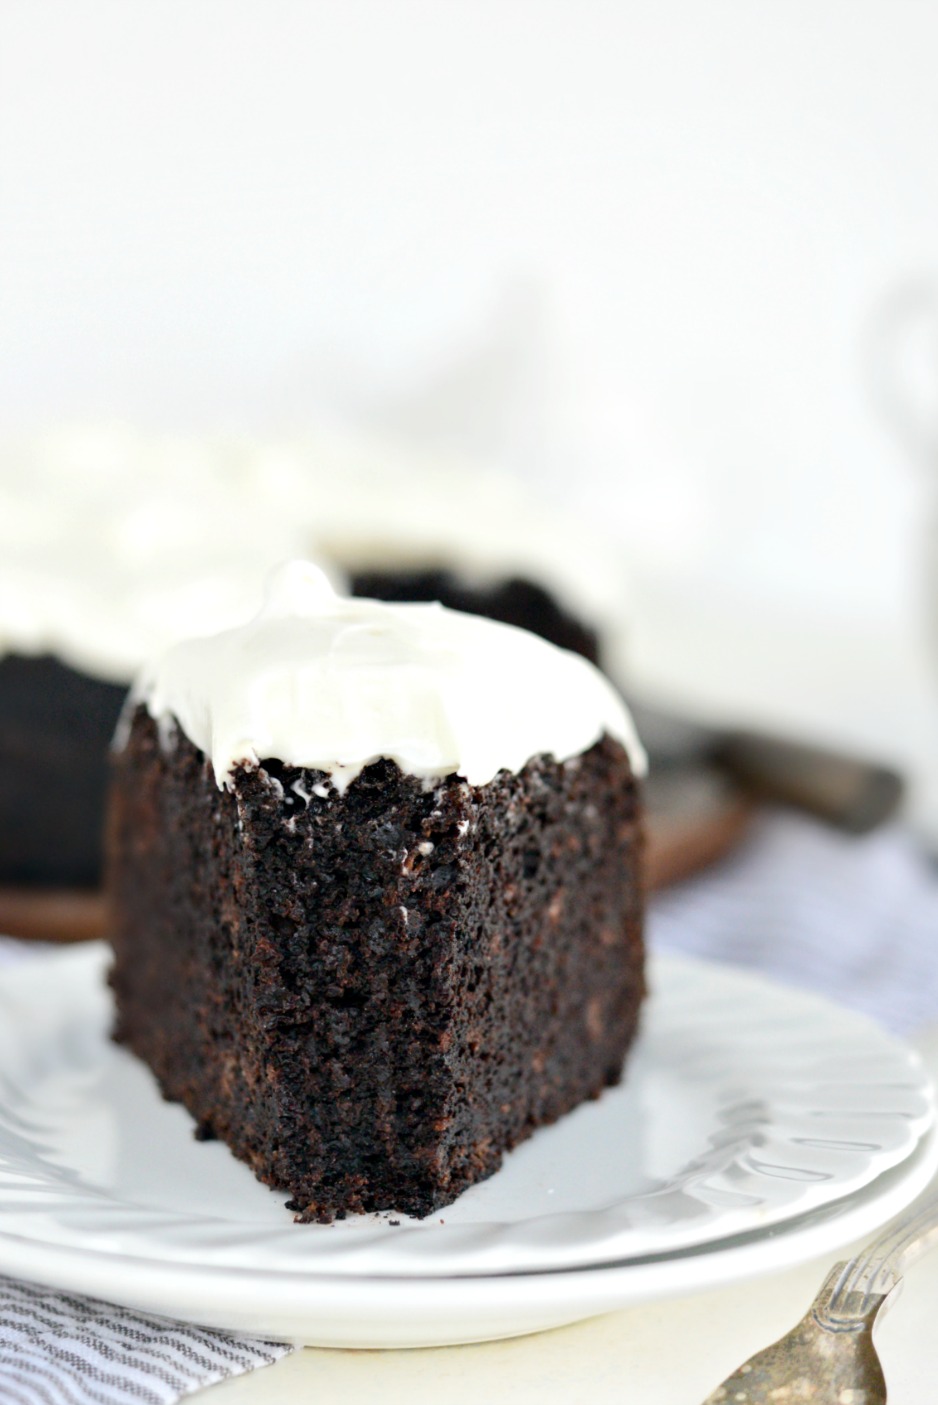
[108,708,644,1222]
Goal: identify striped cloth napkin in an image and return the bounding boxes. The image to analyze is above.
[651,808,938,1036]
[2,807,938,1401]
[0,1276,291,1403]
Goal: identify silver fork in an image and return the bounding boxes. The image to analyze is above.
[702,1184,938,1403]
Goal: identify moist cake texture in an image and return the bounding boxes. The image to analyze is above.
[107,563,645,1220]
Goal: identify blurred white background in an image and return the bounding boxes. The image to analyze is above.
[3,1,938,814]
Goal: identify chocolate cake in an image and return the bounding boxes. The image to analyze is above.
[108,562,645,1220]
[0,427,307,892]
[0,653,126,886]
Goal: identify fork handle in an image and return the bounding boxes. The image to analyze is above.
[819,1183,938,1326]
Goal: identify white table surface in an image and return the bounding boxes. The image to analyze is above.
[624,572,938,845]
[195,1024,938,1405]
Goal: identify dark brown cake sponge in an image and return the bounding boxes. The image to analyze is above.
[107,706,644,1221]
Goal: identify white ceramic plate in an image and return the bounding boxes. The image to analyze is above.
[1,1128,936,1348]
[0,943,932,1288]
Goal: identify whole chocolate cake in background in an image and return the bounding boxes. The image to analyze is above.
[0,426,629,898]
[0,427,310,890]
[108,562,645,1221]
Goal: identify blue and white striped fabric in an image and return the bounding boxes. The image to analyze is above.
[650,810,938,1036]
[0,1275,291,1403]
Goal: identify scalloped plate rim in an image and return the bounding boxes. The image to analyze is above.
[0,942,932,1281]
[0,1128,935,1347]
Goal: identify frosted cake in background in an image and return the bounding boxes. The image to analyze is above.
[0,427,312,889]
[0,424,630,892]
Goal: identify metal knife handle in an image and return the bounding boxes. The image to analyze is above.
[714,732,903,835]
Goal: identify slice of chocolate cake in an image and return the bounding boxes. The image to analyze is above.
[108,562,646,1220]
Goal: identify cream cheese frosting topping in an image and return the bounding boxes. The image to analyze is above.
[134,561,645,790]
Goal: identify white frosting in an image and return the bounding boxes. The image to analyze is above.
[0,423,628,685]
[0,426,331,682]
[134,561,645,791]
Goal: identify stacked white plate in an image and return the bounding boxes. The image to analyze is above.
[0,945,933,1347]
